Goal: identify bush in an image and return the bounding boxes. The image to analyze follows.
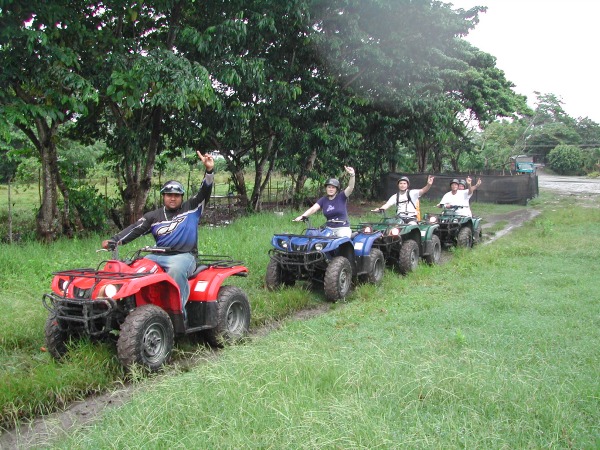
[547,144,584,175]
[64,184,116,233]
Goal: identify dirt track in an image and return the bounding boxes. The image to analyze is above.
[2,171,598,449]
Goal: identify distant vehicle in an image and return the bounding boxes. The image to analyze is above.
[510,155,535,174]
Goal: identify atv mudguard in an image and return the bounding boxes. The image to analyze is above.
[188,265,248,302]
[417,223,440,256]
[352,230,382,256]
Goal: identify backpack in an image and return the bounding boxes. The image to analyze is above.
[396,191,420,220]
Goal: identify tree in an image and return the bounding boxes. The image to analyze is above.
[71,1,215,225]
[523,93,580,161]
[0,1,98,241]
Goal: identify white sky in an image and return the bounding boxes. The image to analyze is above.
[449,0,600,123]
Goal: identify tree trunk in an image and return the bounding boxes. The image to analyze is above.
[293,148,317,206]
[416,142,428,173]
[250,135,276,211]
[120,108,162,225]
[36,138,60,243]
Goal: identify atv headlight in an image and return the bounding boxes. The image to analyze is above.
[103,284,122,299]
[58,279,70,292]
[277,239,288,249]
[364,226,373,233]
[314,243,324,251]
[428,216,438,224]
[389,227,400,236]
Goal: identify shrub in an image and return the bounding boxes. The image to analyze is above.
[547,144,584,175]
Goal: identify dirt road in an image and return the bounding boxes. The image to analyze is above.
[537,170,600,195]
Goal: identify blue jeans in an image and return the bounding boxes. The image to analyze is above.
[145,252,196,318]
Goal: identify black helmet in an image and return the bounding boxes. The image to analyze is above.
[459,179,467,187]
[160,180,185,195]
[324,178,340,190]
[450,178,460,187]
[397,176,410,187]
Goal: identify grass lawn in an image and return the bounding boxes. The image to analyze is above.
[1,192,596,447]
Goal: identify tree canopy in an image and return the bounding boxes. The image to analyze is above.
[1,0,545,240]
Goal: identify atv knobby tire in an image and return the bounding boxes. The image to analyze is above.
[204,285,251,347]
[323,256,352,302]
[362,248,385,284]
[457,227,473,248]
[117,304,174,371]
[265,258,295,290]
[398,239,419,274]
[44,313,70,360]
[424,235,442,265]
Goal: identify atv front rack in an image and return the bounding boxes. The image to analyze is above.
[53,268,151,280]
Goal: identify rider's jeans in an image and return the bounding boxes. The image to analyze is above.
[145,252,196,318]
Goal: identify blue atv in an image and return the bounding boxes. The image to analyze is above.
[266,218,384,301]
[357,211,441,274]
[423,206,482,248]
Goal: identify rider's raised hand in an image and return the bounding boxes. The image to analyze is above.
[197,150,215,172]
[344,166,355,176]
[427,174,435,185]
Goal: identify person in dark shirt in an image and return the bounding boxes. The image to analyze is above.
[102,151,214,319]
[293,166,355,237]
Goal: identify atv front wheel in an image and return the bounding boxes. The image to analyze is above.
[324,256,352,302]
[265,259,295,290]
[457,227,473,248]
[44,313,71,360]
[117,305,174,371]
[424,235,442,265]
[398,239,419,274]
[204,285,251,347]
[362,248,385,284]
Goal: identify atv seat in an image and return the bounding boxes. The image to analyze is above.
[188,264,209,279]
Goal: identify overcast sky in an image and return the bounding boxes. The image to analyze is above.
[449,0,600,123]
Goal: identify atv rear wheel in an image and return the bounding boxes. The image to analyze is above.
[265,258,295,290]
[44,313,71,360]
[204,285,250,347]
[361,248,385,284]
[398,239,419,274]
[324,256,352,302]
[424,235,442,265]
[117,305,174,371]
[457,227,473,248]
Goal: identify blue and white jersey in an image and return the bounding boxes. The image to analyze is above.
[111,173,213,255]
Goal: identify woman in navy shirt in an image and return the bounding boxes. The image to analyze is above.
[294,166,355,237]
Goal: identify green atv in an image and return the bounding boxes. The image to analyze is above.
[356,211,441,274]
[423,205,482,248]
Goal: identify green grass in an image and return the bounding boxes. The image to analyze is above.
[43,197,600,448]
[4,187,596,446]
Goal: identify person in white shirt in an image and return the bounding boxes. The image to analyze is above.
[438,176,481,217]
[372,175,435,224]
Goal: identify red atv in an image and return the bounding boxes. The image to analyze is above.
[42,244,250,371]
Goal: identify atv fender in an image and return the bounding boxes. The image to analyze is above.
[352,231,383,257]
[188,266,249,301]
[120,274,181,312]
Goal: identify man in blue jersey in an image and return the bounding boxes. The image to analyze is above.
[102,151,214,318]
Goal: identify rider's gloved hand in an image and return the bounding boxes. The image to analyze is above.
[102,240,116,250]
